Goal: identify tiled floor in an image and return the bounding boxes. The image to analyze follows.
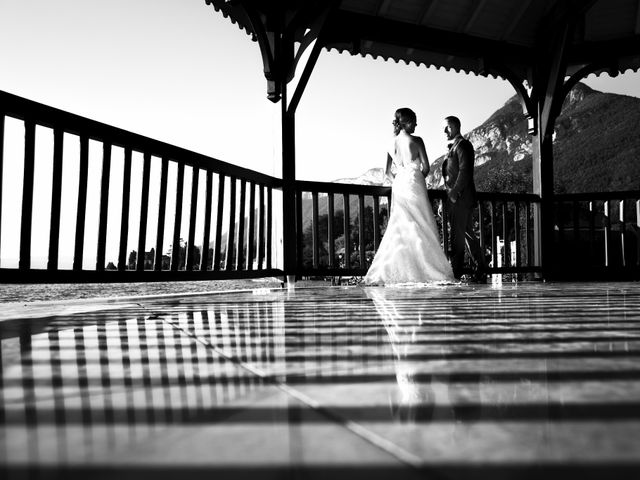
[1,281,640,479]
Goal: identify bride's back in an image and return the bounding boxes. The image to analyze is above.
[394,132,422,167]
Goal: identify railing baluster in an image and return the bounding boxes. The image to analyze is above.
[442,198,449,254]
[373,195,380,251]
[525,201,531,267]
[225,176,237,270]
[48,128,64,271]
[247,182,256,270]
[572,200,580,258]
[501,201,509,268]
[266,187,272,269]
[73,135,89,271]
[588,200,596,265]
[619,199,626,267]
[636,199,640,267]
[258,184,265,269]
[312,191,319,269]
[295,189,303,271]
[527,199,537,267]
[557,200,565,250]
[236,179,246,270]
[328,193,335,268]
[478,200,485,262]
[154,158,169,271]
[200,170,213,271]
[213,174,225,271]
[358,194,365,268]
[343,193,351,269]
[136,152,151,272]
[96,142,111,271]
[514,201,521,269]
[490,200,497,269]
[171,163,185,272]
[186,167,199,271]
[117,147,132,271]
[604,200,611,267]
[19,120,36,271]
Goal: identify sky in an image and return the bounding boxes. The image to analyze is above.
[2,0,639,183]
[1,0,639,269]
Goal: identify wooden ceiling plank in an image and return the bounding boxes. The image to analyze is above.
[462,0,489,33]
[500,0,533,41]
[418,0,439,26]
[324,10,531,63]
[375,0,393,16]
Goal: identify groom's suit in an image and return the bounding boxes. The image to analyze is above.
[442,134,486,279]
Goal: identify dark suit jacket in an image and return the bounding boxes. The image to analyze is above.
[442,134,476,208]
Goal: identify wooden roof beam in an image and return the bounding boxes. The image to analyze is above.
[324,10,532,64]
[569,34,640,65]
[539,0,599,36]
[500,0,532,41]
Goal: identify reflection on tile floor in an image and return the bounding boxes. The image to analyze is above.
[1,282,640,479]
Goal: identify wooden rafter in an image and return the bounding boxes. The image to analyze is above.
[324,10,531,64]
[418,0,439,26]
[375,0,392,16]
[500,0,533,41]
[460,0,488,33]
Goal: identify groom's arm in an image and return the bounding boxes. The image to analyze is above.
[450,142,474,201]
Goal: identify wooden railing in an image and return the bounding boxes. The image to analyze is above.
[3,90,638,283]
[294,181,542,277]
[0,90,282,282]
[552,191,640,279]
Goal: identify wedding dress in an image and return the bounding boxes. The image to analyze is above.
[364,157,455,285]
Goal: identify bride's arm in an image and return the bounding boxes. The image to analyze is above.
[416,137,430,177]
[384,153,395,181]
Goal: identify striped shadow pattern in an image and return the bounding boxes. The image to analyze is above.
[1,282,640,479]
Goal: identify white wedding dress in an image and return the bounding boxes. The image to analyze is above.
[364,157,455,285]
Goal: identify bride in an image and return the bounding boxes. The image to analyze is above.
[364,108,455,285]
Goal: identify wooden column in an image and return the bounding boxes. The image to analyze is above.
[281,93,297,275]
[492,1,598,279]
[238,1,335,280]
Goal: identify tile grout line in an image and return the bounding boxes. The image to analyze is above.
[159,313,425,470]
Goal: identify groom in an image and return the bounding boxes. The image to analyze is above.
[442,115,486,282]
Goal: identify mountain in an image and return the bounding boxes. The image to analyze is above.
[336,83,640,194]
[333,168,392,186]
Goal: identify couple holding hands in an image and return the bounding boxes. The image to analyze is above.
[364,108,487,285]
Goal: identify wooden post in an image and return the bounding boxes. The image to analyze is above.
[234,1,337,283]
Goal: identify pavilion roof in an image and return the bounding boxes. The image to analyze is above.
[206,0,640,81]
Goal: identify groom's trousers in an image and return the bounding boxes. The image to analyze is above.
[448,199,485,279]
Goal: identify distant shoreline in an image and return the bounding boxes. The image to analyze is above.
[0,278,293,304]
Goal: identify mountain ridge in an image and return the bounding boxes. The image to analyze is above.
[333,83,640,194]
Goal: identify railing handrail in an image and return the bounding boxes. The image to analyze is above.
[476,191,540,202]
[554,191,640,201]
[0,90,281,187]
[295,180,391,196]
[296,179,541,203]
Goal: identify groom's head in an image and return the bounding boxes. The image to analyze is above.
[444,116,461,140]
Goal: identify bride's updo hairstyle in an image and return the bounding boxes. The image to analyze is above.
[392,108,417,135]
